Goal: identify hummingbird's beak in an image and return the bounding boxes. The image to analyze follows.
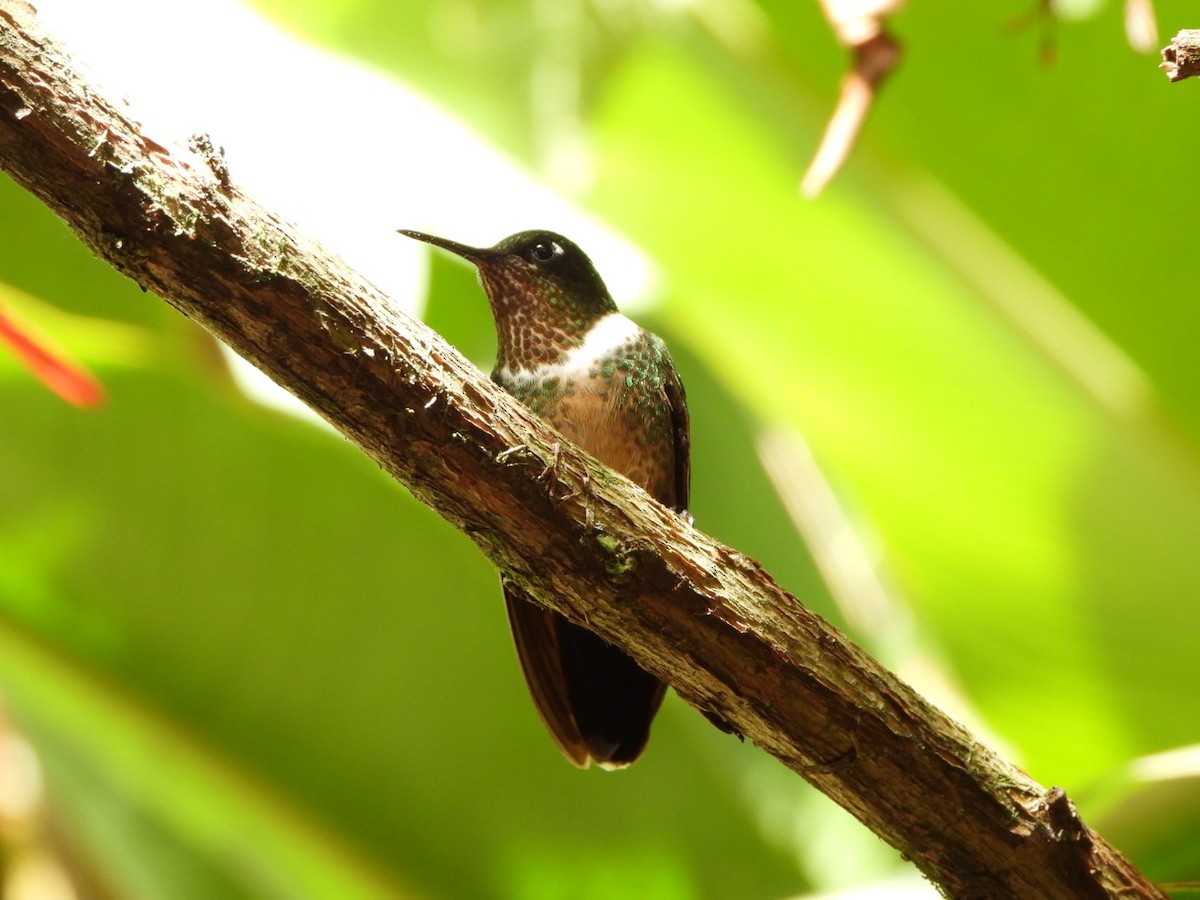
[398,230,496,262]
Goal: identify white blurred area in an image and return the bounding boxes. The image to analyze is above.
[0,724,79,900]
[33,0,655,420]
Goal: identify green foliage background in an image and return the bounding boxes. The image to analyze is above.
[2,0,1199,896]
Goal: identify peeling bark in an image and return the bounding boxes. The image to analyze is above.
[1162,30,1200,82]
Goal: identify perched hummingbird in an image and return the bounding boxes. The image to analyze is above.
[400,228,690,769]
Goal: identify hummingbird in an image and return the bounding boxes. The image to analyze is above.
[400,228,690,769]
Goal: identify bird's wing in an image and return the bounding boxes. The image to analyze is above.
[504,580,666,769]
[662,355,691,515]
[503,582,591,768]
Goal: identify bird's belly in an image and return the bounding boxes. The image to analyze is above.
[541,385,675,507]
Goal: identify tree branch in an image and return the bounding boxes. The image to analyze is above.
[0,3,1165,896]
[1161,29,1200,81]
[802,0,902,199]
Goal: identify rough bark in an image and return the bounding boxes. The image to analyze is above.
[0,3,1165,897]
[1162,29,1200,81]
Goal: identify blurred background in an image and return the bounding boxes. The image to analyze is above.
[2,0,1199,897]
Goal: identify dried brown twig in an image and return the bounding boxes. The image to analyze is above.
[802,0,903,198]
[804,0,1160,197]
[1161,30,1200,82]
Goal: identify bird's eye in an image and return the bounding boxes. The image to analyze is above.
[527,241,562,265]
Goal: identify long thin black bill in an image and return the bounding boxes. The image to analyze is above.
[397,229,494,262]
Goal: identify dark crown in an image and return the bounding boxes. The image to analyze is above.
[492,231,613,306]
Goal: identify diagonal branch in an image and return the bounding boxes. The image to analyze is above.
[0,3,1164,897]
